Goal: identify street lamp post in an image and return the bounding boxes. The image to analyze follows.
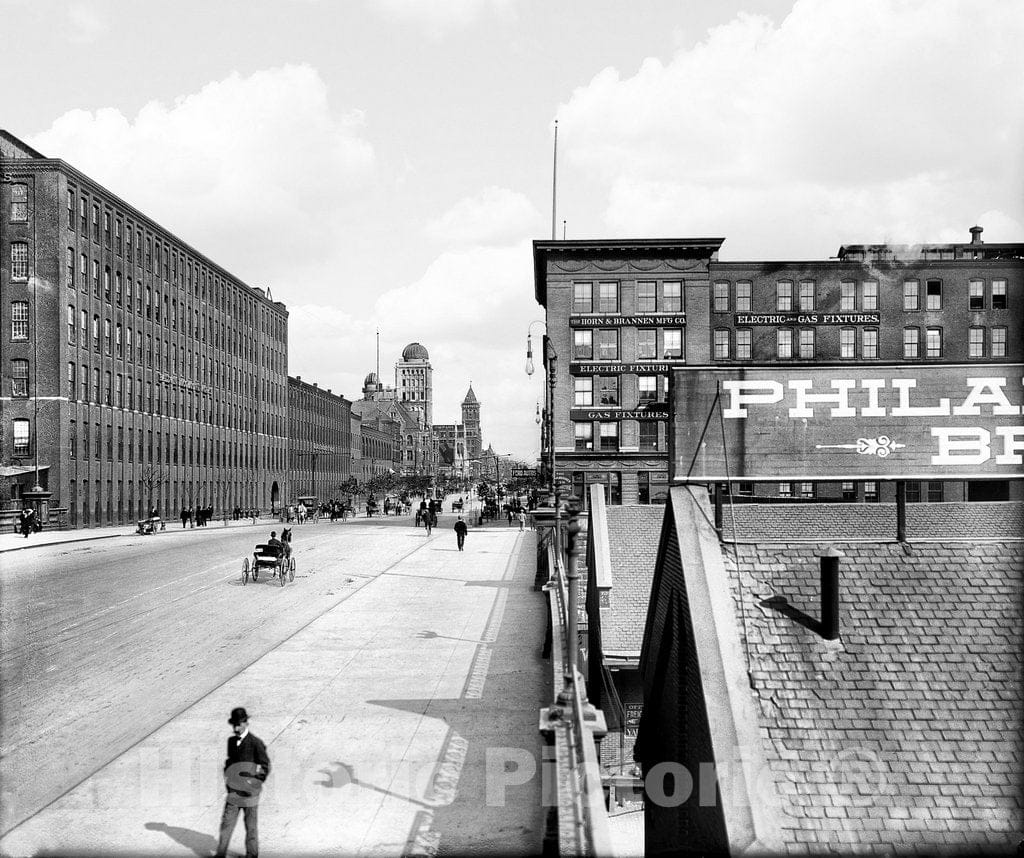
[526,321,557,498]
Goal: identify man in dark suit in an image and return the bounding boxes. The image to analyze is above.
[214,707,270,858]
[453,515,468,551]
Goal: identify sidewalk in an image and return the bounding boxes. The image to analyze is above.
[0,526,549,856]
[0,516,272,554]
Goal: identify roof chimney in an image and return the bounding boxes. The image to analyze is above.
[820,545,842,640]
[969,225,984,244]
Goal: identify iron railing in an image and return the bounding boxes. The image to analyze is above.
[538,520,614,856]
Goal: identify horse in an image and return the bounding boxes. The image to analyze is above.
[281,527,293,559]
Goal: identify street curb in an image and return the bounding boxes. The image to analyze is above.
[0,532,125,554]
[0,520,273,554]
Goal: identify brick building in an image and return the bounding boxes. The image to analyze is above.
[352,370,422,476]
[1,130,289,525]
[533,238,722,506]
[533,230,1023,506]
[287,375,352,505]
[433,384,483,481]
[432,422,466,479]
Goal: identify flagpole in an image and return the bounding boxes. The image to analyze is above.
[551,119,558,240]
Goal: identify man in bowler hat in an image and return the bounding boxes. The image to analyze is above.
[214,707,270,858]
[453,515,468,551]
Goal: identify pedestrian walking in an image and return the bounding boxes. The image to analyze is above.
[18,506,35,538]
[517,509,526,531]
[424,511,433,536]
[214,707,270,858]
[454,515,468,551]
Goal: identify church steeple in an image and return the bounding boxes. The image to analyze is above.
[461,383,482,464]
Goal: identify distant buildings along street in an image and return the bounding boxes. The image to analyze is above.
[0,129,485,526]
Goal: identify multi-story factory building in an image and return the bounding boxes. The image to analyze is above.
[1,129,289,525]
[287,375,352,504]
[534,228,1022,506]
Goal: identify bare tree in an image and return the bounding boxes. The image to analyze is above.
[141,465,170,515]
[185,480,206,509]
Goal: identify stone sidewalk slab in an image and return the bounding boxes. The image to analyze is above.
[0,527,548,857]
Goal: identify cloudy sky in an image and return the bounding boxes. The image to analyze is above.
[3,0,1022,459]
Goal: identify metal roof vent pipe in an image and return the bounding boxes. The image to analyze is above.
[820,546,842,640]
[969,225,984,244]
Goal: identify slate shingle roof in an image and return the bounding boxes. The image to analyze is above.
[720,501,1024,542]
[721,533,1023,853]
[603,506,664,654]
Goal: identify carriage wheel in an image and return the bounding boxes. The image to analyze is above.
[289,556,296,582]
[279,562,287,586]
[242,557,250,585]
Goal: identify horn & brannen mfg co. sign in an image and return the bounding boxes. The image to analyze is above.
[671,364,1024,481]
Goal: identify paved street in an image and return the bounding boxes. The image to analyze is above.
[0,511,548,856]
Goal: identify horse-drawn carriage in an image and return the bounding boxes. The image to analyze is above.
[242,529,295,586]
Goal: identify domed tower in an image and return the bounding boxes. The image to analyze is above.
[362,371,382,399]
[397,342,433,426]
[462,384,482,463]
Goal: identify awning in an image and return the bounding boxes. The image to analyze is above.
[0,465,50,478]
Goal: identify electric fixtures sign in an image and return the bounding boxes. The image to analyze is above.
[671,365,1024,481]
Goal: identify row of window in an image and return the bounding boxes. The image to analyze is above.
[64,420,283,471]
[726,481,943,502]
[59,186,285,340]
[710,325,1008,360]
[573,328,683,361]
[572,281,683,315]
[572,421,663,452]
[559,471,669,506]
[573,375,668,407]
[63,305,280,402]
[712,278,1009,313]
[65,190,246,303]
[7,243,286,377]
[61,248,284,371]
[65,361,272,432]
[565,276,1011,316]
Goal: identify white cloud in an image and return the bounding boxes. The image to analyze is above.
[28,64,375,286]
[374,241,541,459]
[66,3,107,43]
[289,241,545,459]
[558,0,1024,258]
[424,186,541,246]
[365,0,520,34]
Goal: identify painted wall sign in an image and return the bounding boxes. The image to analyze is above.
[570,314,686,327]
[671,364,1024,481]
[733,312,880,326]
[624,703,643,738]
[571,407,668,421]
[570,362,683,374]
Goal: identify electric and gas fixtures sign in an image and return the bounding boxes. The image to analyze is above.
[671,364,1024,481]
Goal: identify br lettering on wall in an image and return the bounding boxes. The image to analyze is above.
[671,364,1024,481]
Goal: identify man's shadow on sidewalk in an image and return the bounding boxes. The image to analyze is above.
[144,821,217,856]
